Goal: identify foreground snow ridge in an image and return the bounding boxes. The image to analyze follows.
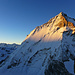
[0,12,75,75]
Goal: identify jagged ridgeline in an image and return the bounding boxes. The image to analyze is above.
[0,12,75,75]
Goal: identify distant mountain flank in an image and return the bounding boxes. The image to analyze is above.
[0,43,20,48]
[0,43,20,67]
[0,12,75,75]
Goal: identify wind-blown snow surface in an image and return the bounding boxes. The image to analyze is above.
[0,12,75,75]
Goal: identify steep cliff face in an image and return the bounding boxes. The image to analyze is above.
[0,12,75,75]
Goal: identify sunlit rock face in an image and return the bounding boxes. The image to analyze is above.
[0,12,75,75]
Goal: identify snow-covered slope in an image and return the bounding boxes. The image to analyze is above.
[0,43,20,67]
[0,12,75,75]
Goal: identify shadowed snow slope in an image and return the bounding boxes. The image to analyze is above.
[0,43,20,67]
[0,12,75,75]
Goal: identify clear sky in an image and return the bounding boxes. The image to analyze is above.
[0,0,75,44]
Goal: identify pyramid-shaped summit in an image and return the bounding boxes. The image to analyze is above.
[0,12,75,75]
[23,12,75,42]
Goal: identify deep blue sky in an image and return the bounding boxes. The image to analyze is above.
[0,0,75,44]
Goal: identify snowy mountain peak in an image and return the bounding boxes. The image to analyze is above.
[0,12,75,75]
[24,12,75,43]
[58,12,67,16]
